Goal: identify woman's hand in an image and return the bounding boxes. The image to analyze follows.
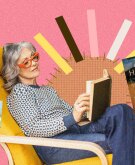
[73,93,90,122]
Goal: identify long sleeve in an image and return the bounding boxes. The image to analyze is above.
[50,87,88,121]
[7,84,77,137]
[52,88,87,120]
[49,86,73,113]
[28,113,76,137]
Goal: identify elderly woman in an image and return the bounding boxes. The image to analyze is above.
[2,42,135,165]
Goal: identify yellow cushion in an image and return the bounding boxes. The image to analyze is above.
[55,154,112,165]
[0,46,3,72]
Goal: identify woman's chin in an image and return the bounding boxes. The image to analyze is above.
[32,70,40,78]
[33,69,40,74]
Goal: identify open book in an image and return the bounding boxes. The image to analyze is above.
[86,69,111,122]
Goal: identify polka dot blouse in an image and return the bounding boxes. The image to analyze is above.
[7,83,77,137]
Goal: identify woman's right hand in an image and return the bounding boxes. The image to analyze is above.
[73,93,90,123]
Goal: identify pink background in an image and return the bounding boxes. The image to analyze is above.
[0,0,135,164]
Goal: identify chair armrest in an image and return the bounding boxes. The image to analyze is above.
[0,135,108,165]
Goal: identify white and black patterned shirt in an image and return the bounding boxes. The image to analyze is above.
[7,83,77,137]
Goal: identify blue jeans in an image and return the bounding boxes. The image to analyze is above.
[33,104,135,165]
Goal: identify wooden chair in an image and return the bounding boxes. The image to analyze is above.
[0,46,112,165]
[0,135,113,165]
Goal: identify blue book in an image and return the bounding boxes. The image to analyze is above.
[122,56,135,83]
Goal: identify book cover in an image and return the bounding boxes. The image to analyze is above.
[122,57,135,109]
[86,69,111,122]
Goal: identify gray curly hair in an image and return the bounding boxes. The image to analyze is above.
[2,41,36,92]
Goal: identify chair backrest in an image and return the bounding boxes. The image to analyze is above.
[0,46,42,165]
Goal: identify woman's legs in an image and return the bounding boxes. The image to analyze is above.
[79,104,135,165]
[33,132,111,165]
[34,103,135,165]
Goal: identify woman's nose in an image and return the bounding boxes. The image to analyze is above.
[32,60,37,66]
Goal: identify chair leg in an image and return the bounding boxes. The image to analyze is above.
[0,143,14,165]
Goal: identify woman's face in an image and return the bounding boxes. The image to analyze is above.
[17,48,40,83]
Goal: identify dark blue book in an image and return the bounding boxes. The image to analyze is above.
[122,56,135,109]
[122,56,135,82]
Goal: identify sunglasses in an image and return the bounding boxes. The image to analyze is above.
[18,52,40,69]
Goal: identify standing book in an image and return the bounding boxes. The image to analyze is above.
[122,56,135,109]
